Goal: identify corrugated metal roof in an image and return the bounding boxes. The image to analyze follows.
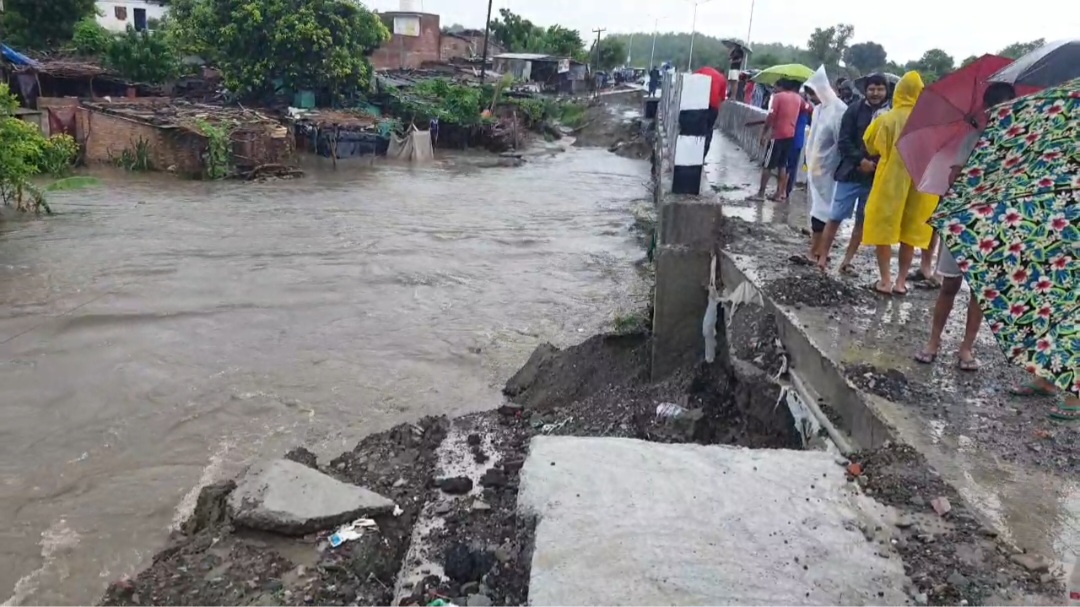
[494,53,554,61]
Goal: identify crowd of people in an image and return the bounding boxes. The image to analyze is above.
[757,62,1077,420]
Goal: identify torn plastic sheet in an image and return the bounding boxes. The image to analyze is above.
[702,254,720,363]
[720,280,764,333]
[775,386,820,447]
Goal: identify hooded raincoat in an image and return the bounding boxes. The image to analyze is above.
[861,71,938,249]
[802,65,844,225]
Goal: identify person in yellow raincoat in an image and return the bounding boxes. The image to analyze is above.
[861,71,939,295]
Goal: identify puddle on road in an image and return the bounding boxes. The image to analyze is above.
[0,148,651,604]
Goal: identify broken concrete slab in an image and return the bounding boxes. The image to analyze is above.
[519,436,910,606]
[227,459,394,535]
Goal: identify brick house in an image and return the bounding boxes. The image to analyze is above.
[440,29,504,62]
[370,11,442,70]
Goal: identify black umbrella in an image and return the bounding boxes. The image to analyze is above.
[990,39,1080,88]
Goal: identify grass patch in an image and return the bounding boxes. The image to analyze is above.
[558,102,588,129]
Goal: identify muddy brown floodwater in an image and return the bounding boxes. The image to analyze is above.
[0,147,651,605]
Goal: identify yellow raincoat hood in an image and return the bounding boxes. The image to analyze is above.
[861,71,937,249]
[891,71,924,111]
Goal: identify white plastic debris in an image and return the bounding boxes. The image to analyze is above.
[393,505,404,517]
[541,417,573,434]
[328,517,377,548]
[703,254,720,363]
[720,280,764,332]
[656,402,687,420]
[775,386,820,447]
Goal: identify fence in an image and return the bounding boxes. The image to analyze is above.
[716,100,808,184]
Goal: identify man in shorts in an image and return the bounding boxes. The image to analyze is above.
[815,73,890,274]
[915,82,1017,371]
[751,79,801,202]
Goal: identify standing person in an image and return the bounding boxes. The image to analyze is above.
[785,85,815,200]
[815,73,890,274]
[799,66,846,266]
[751,79,801,202]
[695,66,728,157]
[836,78,856,105]
[915,82,1017,372]
[648,66,661,97]
[860,71,939,296]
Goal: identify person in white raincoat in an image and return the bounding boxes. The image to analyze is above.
[799,65,846,265]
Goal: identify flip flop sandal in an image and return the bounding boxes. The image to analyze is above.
[746,194,766,202]
[913,278,941,290]
[788,254,814,266]
[1048,396,1080,422]
[840,264,858,277]
[957,357,980,372]
[864,282,893,297]
[907,269,931,282]
[1008,381,1056,397]
[914,351,938,364]
[892,286,909,296]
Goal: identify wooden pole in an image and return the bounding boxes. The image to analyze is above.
[479,0,494,83]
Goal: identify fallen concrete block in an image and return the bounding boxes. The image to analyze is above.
[227,459,394,535]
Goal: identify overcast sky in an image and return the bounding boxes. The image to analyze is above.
[368,0,1077,64]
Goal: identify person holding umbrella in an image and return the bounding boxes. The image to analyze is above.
[928,79,1079,419]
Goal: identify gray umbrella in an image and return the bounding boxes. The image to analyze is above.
[990,39,1080,88]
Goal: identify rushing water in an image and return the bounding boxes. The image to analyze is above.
[0,147,650,605]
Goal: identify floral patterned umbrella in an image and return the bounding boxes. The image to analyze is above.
[931,79,1079,396]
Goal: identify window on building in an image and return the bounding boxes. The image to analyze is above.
[115,6,127,20]
[133,7,147,31]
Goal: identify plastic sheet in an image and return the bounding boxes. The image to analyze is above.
[803,66,845,225]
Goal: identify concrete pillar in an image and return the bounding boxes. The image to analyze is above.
[671,73,711,195]
[651,199,726,381]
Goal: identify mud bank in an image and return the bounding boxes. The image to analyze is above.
[570,101,651,160]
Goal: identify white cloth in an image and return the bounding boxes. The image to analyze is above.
[803,65,845,224]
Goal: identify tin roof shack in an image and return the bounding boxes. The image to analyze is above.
[80,99,294,178]
[8,58,138,106]
[289,108,390,160]
[492,53,586,94]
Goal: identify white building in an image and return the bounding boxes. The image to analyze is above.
[95,0,169,33]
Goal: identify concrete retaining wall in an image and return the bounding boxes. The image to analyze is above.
[716,100,807,184]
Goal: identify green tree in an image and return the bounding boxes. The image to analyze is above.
[169,0,390,101]
[997,39,1045,60]
[806,23,853,68]
[540,25,586,61]
[589,37,626,70]
[103,27,180,84]
[490,8,542,52]
[71,17,114,55]
[960,55,980,68]
[0,0,98,49]
[844,41,887,74]
[912,48,954,82]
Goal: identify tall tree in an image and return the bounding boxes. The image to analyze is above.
[0,0,97,49]
[489,8,541,52]
[540,25,586,61]
[844,41,887,74]
[912,48,954,83]
[806,23,854,68]
[169,0,389,101]
[589,37,626,70]
[997,38,1045,59]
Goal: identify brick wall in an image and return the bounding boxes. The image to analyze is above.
[82,109,204,175]
[370,12,441,70]
[36,97,88,138]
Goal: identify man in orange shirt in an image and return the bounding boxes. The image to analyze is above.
[695,66,728,157]
[752,79,802,202]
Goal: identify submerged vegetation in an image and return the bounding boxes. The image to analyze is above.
[0,83,91,214]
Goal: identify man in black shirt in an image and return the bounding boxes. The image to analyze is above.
[815,73,890,274]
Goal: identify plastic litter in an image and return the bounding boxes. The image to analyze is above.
[541,417,573,434]
[655,403,687,420]
[1067,557,1080,605]
[702,254,720,363]
[775,386,819,447]
[328,517,377,548]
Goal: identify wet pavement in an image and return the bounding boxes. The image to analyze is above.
[704,134,1080,572]
[0,148,651,605]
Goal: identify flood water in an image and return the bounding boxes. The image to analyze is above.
[0,147,650,605]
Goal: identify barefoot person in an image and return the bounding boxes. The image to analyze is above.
[915,82,1017,372]
[815,74,890,274]
[860,71,939,296]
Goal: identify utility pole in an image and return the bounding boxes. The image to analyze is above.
[649,17,661,67]
[744,0,756,70]
[685,0,714,71]
[479,0,494,83]
[592,27,606,76]
[626,32,635,66]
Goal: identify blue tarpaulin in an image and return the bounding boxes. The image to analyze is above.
[1,43,39,68]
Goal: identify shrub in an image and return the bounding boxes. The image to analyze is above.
[103,26,180,84]
[72,17,113,55]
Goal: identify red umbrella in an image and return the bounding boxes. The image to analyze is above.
[896,55,1035,195]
